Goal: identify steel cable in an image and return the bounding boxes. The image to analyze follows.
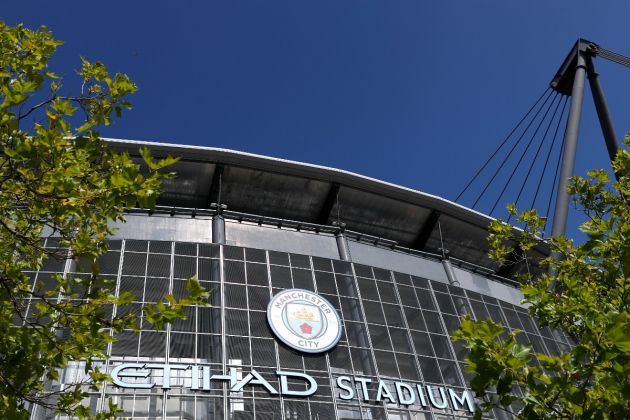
[472,89,556,209]
[489,92,560,214]
[530,97,569,210]
[596,48,630,68]
[506,94,564,222]
[455,87,551,202]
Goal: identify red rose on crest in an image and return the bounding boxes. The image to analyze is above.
[300,323,312,334]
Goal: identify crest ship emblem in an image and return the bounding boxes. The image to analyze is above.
[285,303,326,340]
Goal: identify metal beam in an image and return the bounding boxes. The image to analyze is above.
[316,183,340,225]
[550,50,587,239]
[586,55,621,176]
[206,164,225,208]
[413,210,440,250]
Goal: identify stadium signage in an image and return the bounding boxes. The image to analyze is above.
[266,288,342,353]
[111,363,474,412]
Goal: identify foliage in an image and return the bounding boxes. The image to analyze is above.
[453,135,630,418]
[0,22,209,418]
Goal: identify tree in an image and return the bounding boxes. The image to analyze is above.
[0,21,208,418]
[453,136,630,418]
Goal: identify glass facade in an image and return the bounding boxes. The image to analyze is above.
[25,237,574,420]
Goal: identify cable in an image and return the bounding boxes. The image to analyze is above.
[472,89,555,209]
[507,94,564,221]
[530,97,569,210]
[596,48,630,68]
[455,87,551,202]
[488,92,560,214]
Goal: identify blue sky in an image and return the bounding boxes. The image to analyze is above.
[3,1,629,237]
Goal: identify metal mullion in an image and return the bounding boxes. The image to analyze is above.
[287,256,305,374]
[372,275,403,419]
[310,259,340,419]
[194,243,199,419]
[347,264,388,420]
[440,290,469,389]
[373,277,402,379]
[97,239,127,413]
[162,241,174,420]
[519,308,552,357]
[134,241,150,418]
[219,245,228,420]
[21,269,40,328]
[243,251,254,419]
[265,251,285,420]
[299,256,319,420]
[392,272,427,389]
[424,281,454,417]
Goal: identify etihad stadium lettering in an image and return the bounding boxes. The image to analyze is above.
[111,363,474,413]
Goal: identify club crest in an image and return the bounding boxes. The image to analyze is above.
[267,289,342,353]
[285,302,326,339]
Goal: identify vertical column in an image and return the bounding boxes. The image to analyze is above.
[333,222,351,262]
[586,55,620,175]
[441,256,470,317]
[550,52,587,240]
[211,204,227,245]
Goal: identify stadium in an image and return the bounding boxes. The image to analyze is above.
[28,138,575,420]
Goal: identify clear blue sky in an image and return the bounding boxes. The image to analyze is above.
[3,1,629,236]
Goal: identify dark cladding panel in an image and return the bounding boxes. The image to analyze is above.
[219,166,330,221]
[423,214,500,271]
[332,187,431,246]
[156,161,216,208]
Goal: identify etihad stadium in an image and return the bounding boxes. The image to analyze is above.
[25,138,575,420]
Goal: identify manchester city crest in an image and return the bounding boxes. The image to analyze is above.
[267,289,342,353]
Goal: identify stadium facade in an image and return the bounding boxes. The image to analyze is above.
[31,139,572,420]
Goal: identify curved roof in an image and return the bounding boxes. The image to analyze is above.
[106,138,544,277]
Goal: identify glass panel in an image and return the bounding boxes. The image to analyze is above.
[368,324,392,351]
[268,250,289,266]
[289,253,310,269]
[225,309,249,336]
[341,298,364,322]
[377,281,397,303]
[430,334,453,359]
[362,301,384,324]
[224,245,244,260]
[422,311,444,334]
[396,353,420,380]
[336,275,358,297]
[416,289,436,310]
[418,356,442,384]
[122,252,147,276]
[383,304,404,328]
[404,307,426,332]
[225,261,245,284]
[247,286,270,311]
[389,327,412,353]
[350,347,376,376]
[315,271,337,294]
[434,292,456,315]
[358,278,379,301]
[398,285,418,307]
[312,257,332,272]
[374,350,398,377]
[270,265,292,288]
[411,331,434,357]
[247,262,269,286]
[174,242,197,256]
[292,268,314,291]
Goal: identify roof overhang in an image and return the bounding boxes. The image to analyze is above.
[105,138,547,277]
